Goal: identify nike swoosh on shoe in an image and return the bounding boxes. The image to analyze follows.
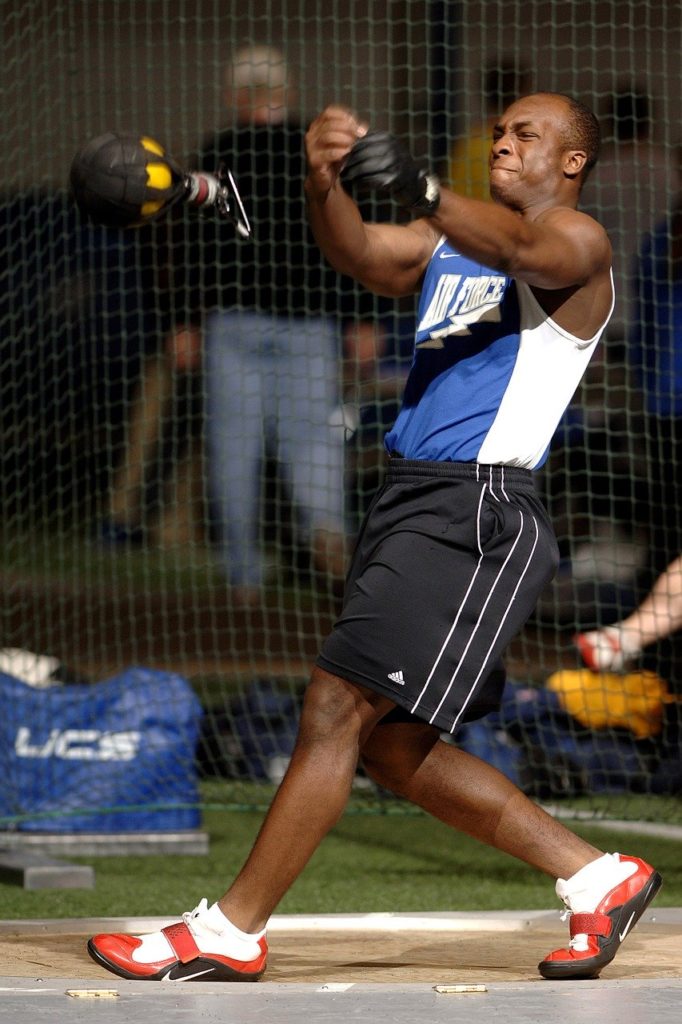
[161,967,215,982]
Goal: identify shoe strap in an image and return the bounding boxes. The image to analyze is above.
[162,921,201,963]
[569,912,612,938]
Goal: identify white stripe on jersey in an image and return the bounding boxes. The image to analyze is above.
[476,275,614,467]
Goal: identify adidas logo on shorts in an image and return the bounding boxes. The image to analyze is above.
[388,670,405,685]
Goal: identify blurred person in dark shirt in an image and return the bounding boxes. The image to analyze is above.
[167,45,384,603]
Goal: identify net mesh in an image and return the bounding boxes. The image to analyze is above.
[1,0,681,828]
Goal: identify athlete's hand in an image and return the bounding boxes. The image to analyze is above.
[340,130,441,215]
[305,106,368,200]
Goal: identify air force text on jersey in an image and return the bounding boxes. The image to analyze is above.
[416,269,507,346]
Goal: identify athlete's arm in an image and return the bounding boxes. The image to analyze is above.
[430,191,611,292]
[425,189,613,338]
[304,106,437,297]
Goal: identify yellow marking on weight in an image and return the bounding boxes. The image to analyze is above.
[140,199,164,218]
[145,161,172,191]
[141,136,164,155]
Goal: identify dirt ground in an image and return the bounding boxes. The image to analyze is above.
[1,921,680,984]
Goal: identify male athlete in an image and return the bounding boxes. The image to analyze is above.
[88,92,661,983]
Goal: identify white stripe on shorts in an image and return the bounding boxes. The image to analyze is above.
[409,504,540,731]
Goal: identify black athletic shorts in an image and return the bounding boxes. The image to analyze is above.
[317,459,560,734]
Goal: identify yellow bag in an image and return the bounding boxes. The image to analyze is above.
[546,669,677,740]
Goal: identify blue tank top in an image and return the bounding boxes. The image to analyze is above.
[385,236,612,469]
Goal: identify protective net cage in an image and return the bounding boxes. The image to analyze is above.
[1,0,681,834]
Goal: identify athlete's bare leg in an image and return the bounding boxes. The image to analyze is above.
[218,674,601,936]
[217,668,394,934]
[360,721,603,880]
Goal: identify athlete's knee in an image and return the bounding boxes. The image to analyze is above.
[361,722,440,796]
[361,749,406,795]
[297,668,388,748]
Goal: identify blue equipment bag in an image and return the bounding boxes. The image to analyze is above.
[0,666,203,831]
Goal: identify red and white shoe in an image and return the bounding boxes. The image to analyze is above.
[538,854,662,980]
[88,899,267,982]
[574,626,640,672]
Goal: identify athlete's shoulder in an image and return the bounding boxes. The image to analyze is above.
[408,218,441,245]
[538,204,608,237]
[536,204,612,263]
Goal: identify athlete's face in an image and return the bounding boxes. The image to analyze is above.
[488,94,576,209]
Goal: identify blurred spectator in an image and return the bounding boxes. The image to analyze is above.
[340,316,411,526]
[629,146,682,572]
[536,88,672,611]
[97,331,204,549]
[167,44,385,604]
[581,86,673,342]
[1,189,165,531]
[576,552,682,671]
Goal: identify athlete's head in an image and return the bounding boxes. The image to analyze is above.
[489,92,600,210]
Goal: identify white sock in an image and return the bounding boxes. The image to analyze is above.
[555,853,636,952]
[131,899,266,964]
[201,901,267,940]
[556,852,637,911]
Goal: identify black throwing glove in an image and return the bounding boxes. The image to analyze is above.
[340,130,440,215]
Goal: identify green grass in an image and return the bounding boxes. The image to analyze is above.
[0,528,223,592]
[1,809,680,921]
[2,530,680,922]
